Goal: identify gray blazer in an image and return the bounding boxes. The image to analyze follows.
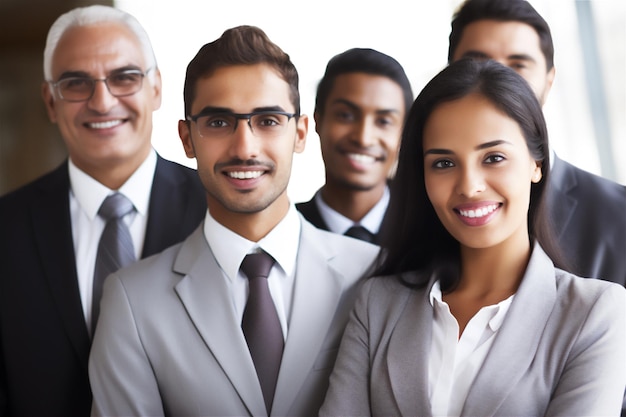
[88,217,379,417]
[320,245,626,417]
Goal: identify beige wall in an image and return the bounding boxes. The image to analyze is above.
[0,0,112,197]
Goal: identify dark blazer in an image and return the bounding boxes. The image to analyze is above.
[548,155,626,285]
[0,155,206,417]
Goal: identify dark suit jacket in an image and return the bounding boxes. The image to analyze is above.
[296,193,386,244]
[0,155,206,417]
[548,155,626,285]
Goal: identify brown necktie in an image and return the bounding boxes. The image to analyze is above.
[240,252,283,413]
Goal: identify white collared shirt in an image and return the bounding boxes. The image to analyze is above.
[202,205,301,339]
[69,149,156,330]
[313,186,389,236]
[428,281,514,417]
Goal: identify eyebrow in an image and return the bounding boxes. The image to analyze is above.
[192,105,288,117]
[424,139,512,155]
[56,65,143,81]
[331,98,401,116]
[461,50,537,64]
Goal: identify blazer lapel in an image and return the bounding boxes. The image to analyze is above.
[462,245,557,416]
[386,274,434,417]
[547,155,578,240]
[31,164,91,367]
[270,223,345,416]
[173,228,266,416]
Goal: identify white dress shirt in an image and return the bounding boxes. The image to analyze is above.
[69,149,156,329]
[313,186,389,236]
[203,205,301,339]
[428,281,514,417]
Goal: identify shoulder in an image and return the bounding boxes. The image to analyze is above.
[554,158,626,202]
[555,268,626,306]
[0,163,67,209]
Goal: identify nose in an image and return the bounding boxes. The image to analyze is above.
[351,119,376,147]
[455,166,486,197]
[86,80,118,113]
[230,118,260,160]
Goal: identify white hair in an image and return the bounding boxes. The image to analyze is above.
[43,5,157,82]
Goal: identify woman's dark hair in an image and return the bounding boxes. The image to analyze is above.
[375,58,562,290]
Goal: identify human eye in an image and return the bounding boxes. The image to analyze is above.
[432,158,455,169]
[252,113,287,132]
[484,153,505,164]
[109,71,142,86]
[331,109,355,123]
[376,115,397,129]
[201,114,233,130]
[60,77,92,91]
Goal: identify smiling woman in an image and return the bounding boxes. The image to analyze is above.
[319,57,626,417]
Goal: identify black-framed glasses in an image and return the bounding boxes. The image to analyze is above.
[186,110,298,139]
[48,68,153,102]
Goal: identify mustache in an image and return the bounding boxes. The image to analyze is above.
[214,158,275,171]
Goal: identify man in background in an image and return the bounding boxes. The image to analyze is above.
[0,6,206,416]
[297,48,413,243]
[448,0,626,286]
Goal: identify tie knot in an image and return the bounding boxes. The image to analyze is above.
[344,225,375,243]
[98,193,135,221]
[240,252,275,280]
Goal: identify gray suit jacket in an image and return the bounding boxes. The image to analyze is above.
[320,245,626,417]
[88,217,379,417]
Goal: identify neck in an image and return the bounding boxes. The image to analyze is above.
[320,181,386,222]
[208,196,290,242]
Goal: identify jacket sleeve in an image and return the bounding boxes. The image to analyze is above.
[89,274,165,417]
[319,279,374,417]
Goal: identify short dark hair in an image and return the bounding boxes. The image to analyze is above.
[448,0,554,71]
[376,58,562,290]
[314,48,413,116]
[183,25,300,117]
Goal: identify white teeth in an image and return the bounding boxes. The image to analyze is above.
[228,171,263,179]
[347,153,376,165]
[459,204,499,218]
[88,120,123,129]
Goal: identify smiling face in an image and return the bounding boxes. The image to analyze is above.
[315,73,405,192]
[179,63,307,230]
[423,93,542,252]
[452,20,555,105]
[42,22,161,185]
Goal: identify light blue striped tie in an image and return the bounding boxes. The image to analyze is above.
[92,193,136,333]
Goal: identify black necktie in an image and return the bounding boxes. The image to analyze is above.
[344,225,376,243]
[92,193,136,333]
[240,252,283,413]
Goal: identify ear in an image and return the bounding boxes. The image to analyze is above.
[41,82,58,123]
[178,119,196,158]
[531,161,543,183]
[293,114,308,154]
[150,68,163,111]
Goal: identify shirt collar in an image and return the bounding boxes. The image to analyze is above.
[313,185,390,235]
[203,204,301,282]
[429,280,514,333]
[68,149,156,219]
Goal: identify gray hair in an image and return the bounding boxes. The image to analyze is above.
[43,5,157,82]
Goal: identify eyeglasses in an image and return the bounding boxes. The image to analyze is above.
[186,111,298,139]
[48,68,153,102]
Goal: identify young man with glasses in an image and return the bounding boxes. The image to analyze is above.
[0,5,206,416]
[88,25,379,416]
